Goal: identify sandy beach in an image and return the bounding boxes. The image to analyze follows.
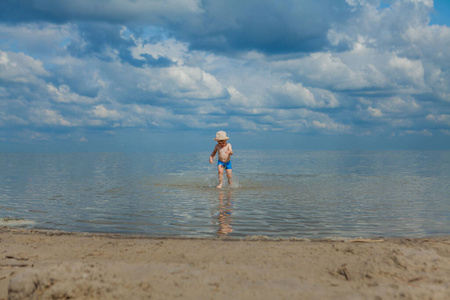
[0,228,449,300]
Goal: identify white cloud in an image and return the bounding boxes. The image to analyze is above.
[0,23,73,58]
[271,82,339,108]
[130,104,177,128]
[0,114,28,126]
[310,119,350,133]
[227,86,253,107]
[47,84,97,104]
[405,129,433,136]
[388,56,426,89]
[274,52,362,90]
[31,109,71,127]
[426,114,450,125]
[410,0,433,8]
[136,65,227,100]
[22,130,51,141]
[275,46,430,94]
[377,96,420,114]
[263,108,350,133]
[0,50,49,83]
[92,105,121,120]
[130,37,188,64]
[167,66,225,99]
[368,106,383,117]
[272,82,315,107]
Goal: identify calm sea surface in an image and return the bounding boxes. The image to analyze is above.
[0,151,449,239]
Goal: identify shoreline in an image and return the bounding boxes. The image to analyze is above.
[1,228,449,299]
[2,221,444,240]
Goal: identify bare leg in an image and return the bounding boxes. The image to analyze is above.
[217,165,224,189]
[226,169,233,186]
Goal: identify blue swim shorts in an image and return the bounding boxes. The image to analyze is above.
[218,160,232,170]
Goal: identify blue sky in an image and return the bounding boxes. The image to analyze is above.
[1,0,450,152]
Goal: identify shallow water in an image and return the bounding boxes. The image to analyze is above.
[0,151,449,238]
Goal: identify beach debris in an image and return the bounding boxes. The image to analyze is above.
[0,264,30,270]
[287,237,311,242]
[4,256,28,261]
[350,238,384,243]
[337,266,351,281]
[408,277,425,283]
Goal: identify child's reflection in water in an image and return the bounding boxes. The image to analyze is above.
[215,189,234,236]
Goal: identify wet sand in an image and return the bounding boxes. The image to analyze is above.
[1,228,449,299]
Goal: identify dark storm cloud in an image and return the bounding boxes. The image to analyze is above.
[171,0,353,54]
[0,0,352,55]
[0,0,201,24]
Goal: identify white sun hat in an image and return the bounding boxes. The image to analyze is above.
[213,131,230,141]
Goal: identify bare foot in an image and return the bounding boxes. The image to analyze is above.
[216,183,223,189]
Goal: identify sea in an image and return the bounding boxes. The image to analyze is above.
[0,150,449,239]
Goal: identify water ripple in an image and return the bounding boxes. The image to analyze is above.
[0,151,449,238]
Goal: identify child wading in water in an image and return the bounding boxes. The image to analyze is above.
[209,131,233,189]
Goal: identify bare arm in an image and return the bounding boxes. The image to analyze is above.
[209,146,218,164]
[227,144,233,156]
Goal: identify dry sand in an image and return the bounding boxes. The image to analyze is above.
[1,228,449,300]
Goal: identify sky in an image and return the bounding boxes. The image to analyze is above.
[1,0,450,152]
